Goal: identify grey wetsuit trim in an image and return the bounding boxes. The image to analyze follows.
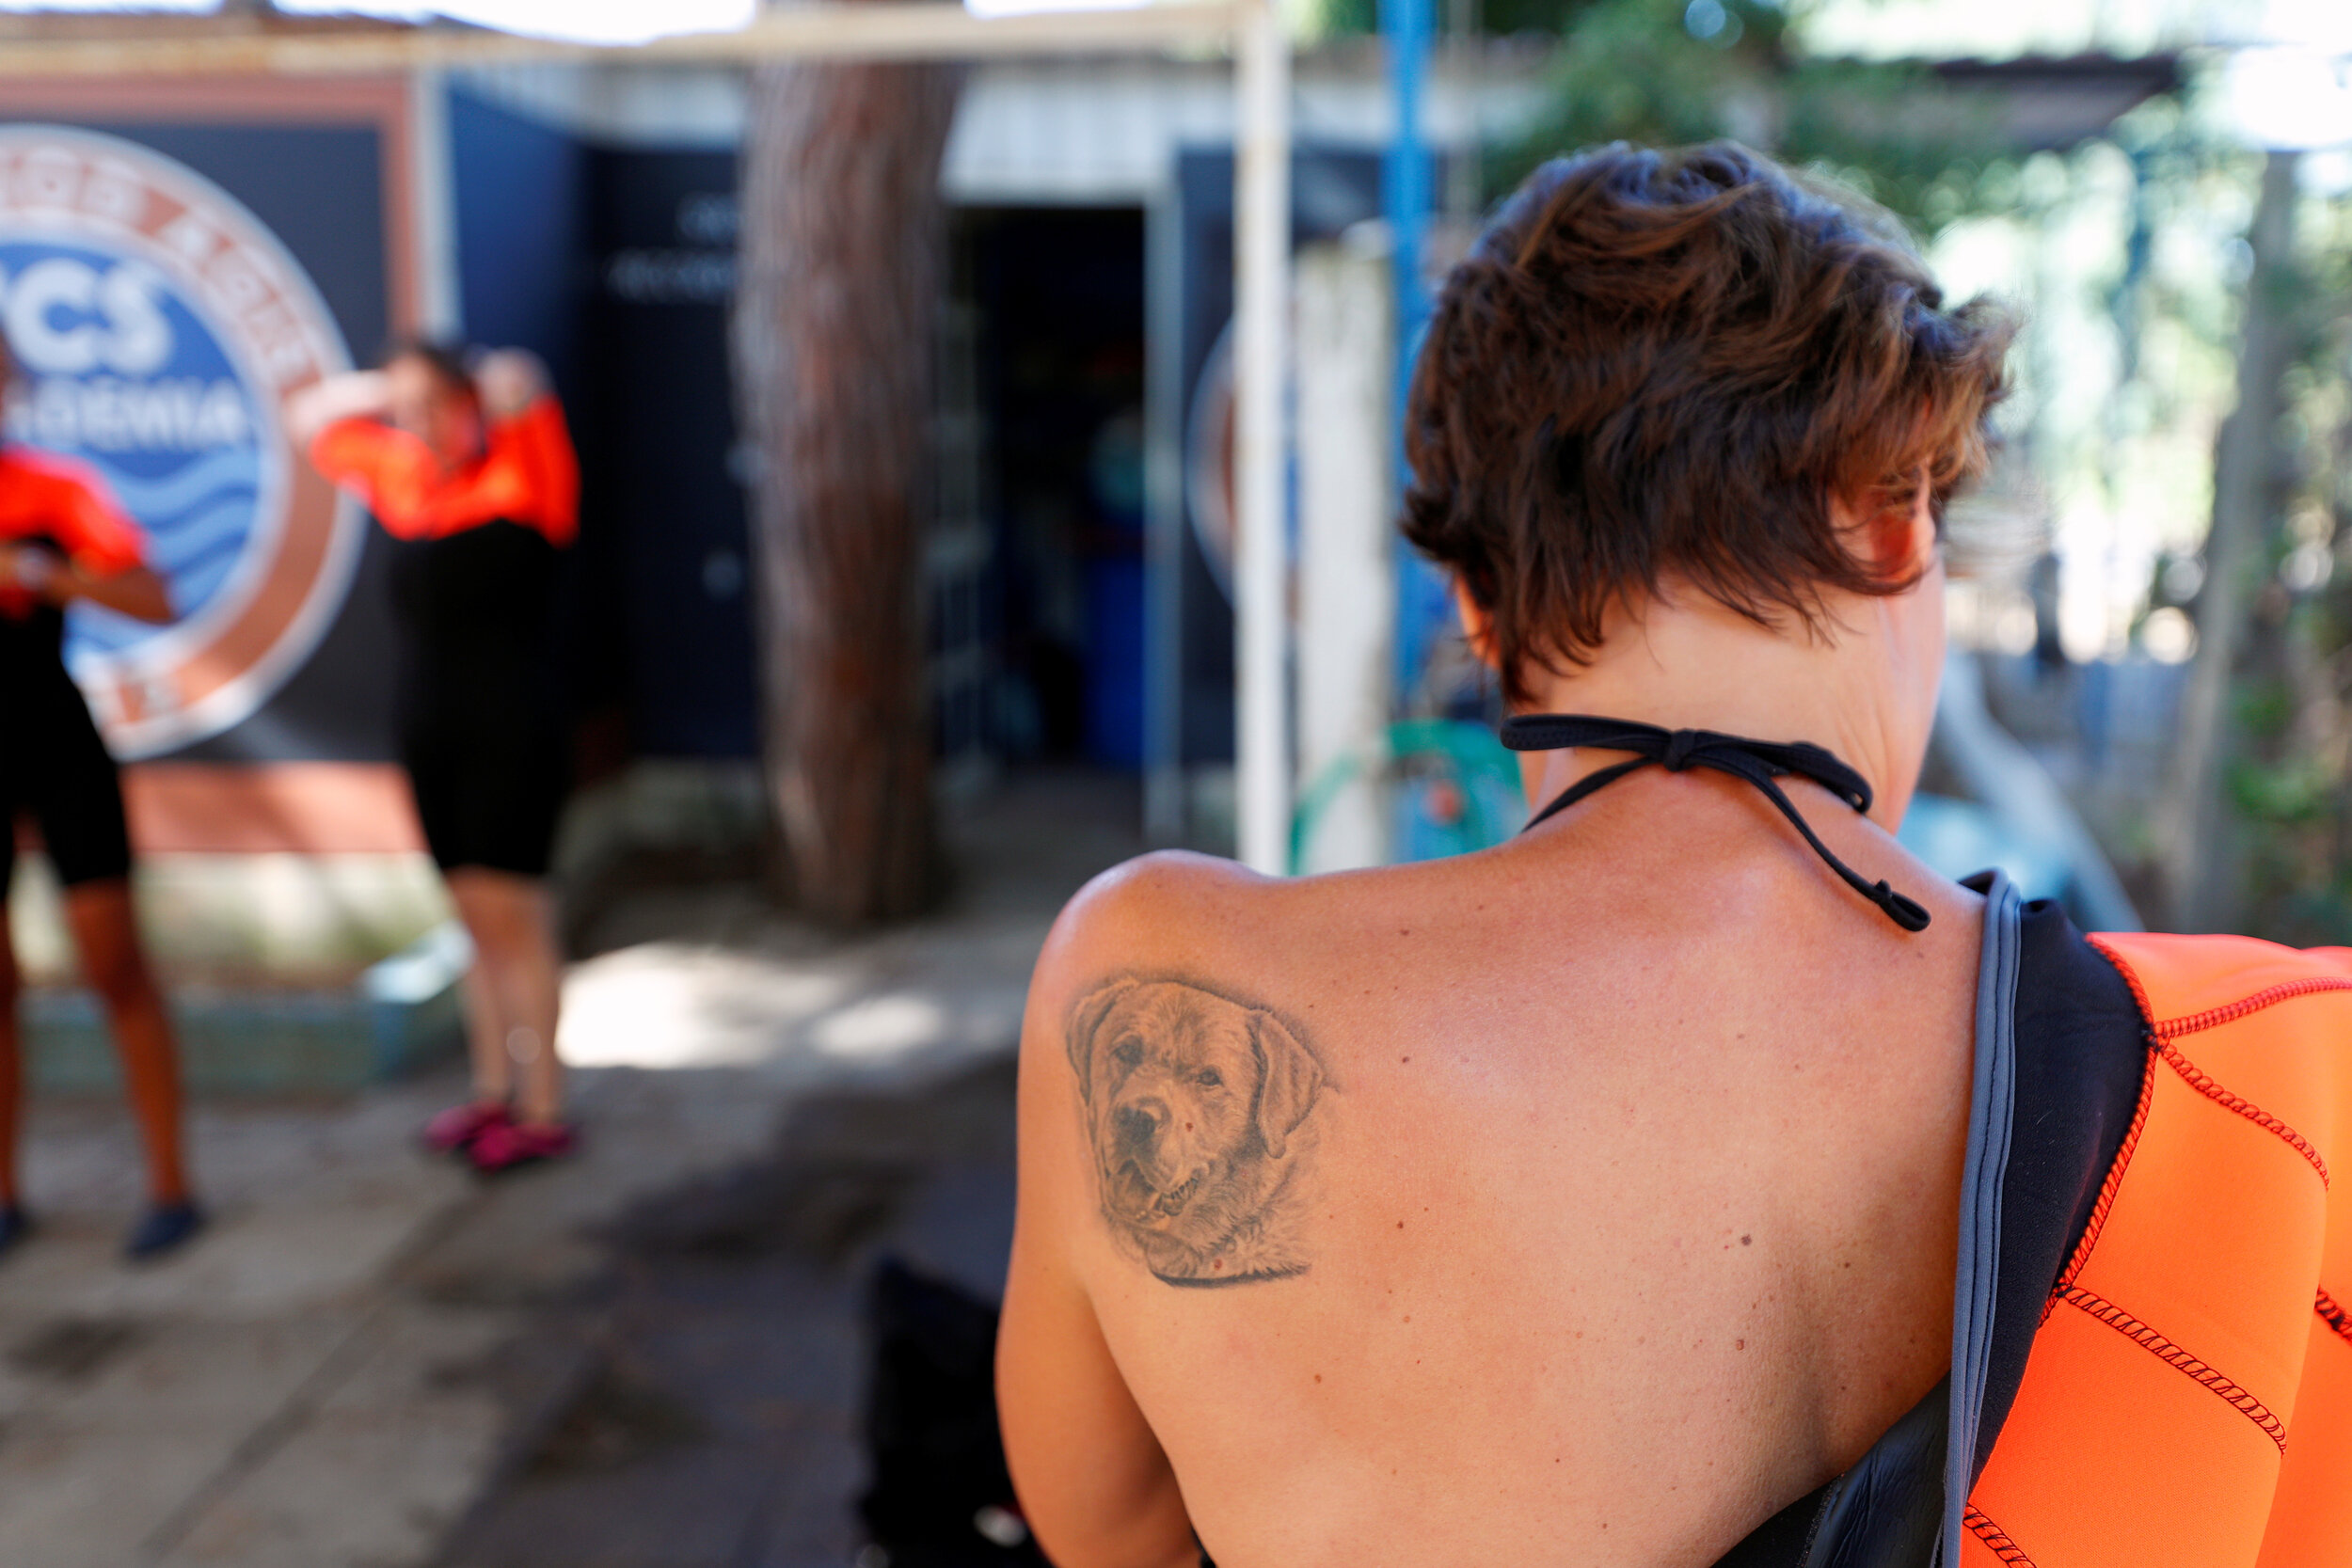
[1944,869,2021,1564]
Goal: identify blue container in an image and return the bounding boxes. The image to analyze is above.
[1084,555,1146,768]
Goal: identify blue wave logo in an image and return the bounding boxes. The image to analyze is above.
[66,447,262,655]
[0,126,361,761]
[0,240,266,663]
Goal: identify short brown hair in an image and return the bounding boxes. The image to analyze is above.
[383,336,479,403]
[1403,141,2014,702]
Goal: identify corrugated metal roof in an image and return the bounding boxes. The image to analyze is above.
[455,44,1555,200]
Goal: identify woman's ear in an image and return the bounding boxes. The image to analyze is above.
[1890,471,1939,579]
[1453,577,1500,670]
[1837,469,1938,580]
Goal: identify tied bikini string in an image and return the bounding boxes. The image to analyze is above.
[1499,714,1931,933]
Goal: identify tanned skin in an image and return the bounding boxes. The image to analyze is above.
[1064,977,1327,1288]
[999,492,1982,1568]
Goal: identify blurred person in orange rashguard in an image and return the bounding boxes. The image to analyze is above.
[287,341,578,1175]
[0,334,201,1262]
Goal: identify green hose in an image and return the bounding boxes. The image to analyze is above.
[1289,719,1522,874]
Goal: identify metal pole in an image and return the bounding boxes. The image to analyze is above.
[1383,0,1438,707]
[405,68,462,338]
[1382,0,1429,341]
[1233,0,1291,875]
[1143,180,1187,842]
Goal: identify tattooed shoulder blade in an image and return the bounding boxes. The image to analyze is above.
[1065,976,1327,1288]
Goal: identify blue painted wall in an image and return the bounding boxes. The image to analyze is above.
[449,89,589,392]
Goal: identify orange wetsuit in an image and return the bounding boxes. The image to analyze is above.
[1960,930,2352,1567]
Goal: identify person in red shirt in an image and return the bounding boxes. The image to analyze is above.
[287,341,577,1172]
[0,343,202,1261]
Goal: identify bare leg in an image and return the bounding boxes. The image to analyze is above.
[0,916,22,1209]
[444,869,564,1126]
[62,879,189,1205]
[456,929,516,1109]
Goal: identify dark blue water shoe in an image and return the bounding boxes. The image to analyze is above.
[0,1205,29,1259]
[124,1201,205,1261]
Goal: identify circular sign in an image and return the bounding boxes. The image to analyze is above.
[1184,317,1239,605]
[0,126,358,758]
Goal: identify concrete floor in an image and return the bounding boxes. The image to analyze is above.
[432,1057,1022,1568]
[0,770,1143,1568]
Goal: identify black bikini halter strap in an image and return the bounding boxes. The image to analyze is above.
[1499,714,1931,933]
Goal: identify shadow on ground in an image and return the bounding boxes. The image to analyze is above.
[429,1055,1022,1568]
[0,770,1137,1568]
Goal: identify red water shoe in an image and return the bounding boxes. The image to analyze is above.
[468,1119,576,1175]
[422,1100,511,1154]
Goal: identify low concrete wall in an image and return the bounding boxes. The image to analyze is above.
[25,923,470,1097]
[9,759,779,1094]
[8,852,450,987]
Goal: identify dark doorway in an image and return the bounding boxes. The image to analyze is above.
[959,207,1147,769]
[576,146,759,765]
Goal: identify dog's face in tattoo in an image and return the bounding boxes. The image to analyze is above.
[1068,978,1324,1284]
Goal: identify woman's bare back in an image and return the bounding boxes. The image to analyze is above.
[1006,768,1982,1568]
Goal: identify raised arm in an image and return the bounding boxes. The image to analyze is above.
[57,559,170,623]
[0,545,169,623]
[282,369,392,451]
[477,349,579,545]
[473,347,548,420]
[999,879,1201,1568]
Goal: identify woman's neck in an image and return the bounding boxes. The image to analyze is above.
[1510,581,1939,831]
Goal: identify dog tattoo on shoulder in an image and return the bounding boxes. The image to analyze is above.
[1066,975,1327,1288]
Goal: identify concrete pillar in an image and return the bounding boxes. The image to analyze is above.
[1295,235,1396,874]
[1232,0,1292,876]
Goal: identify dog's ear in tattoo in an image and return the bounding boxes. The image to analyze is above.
[1250,1009,1323,1161]
[1065,977,1142,1110]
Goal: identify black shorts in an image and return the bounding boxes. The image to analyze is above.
[403,719,566,879]
[388,519,566,879]
[1,607,133,891]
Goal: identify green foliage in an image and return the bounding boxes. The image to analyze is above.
[1308,0,1377,41]
[2197,155,2352,942]
[1490,0,2022,235]
[1309,0,1607,41]
[1480,0,1610,38]
[2229,750,2331,824]
[2233,677,2296,742]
